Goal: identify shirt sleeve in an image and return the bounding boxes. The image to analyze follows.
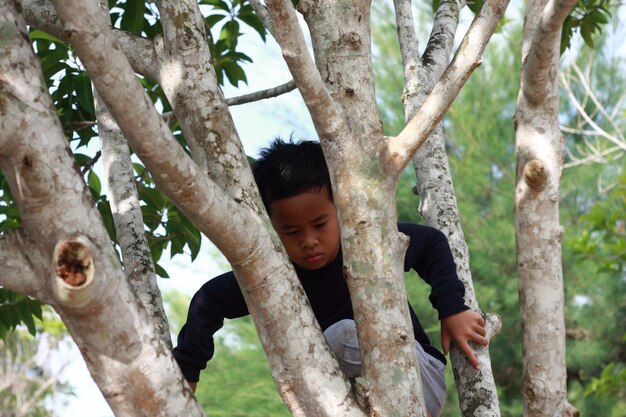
[172,271,249,382]
[398,223,468,320]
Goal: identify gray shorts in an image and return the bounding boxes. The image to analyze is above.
[324,319,446,417]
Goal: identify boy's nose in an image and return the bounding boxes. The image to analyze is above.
[302,233,318,249]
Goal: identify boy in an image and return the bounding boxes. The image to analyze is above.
[173,139,487,417]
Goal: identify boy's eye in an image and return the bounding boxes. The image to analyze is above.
[314,222,327,229]
[284,230,299,236]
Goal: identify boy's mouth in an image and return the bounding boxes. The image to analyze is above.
[305,253,323,263]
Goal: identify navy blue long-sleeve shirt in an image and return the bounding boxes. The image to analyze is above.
[173,223,468,382]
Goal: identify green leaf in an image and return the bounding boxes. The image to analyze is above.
[29,29,67,46]
[588,9,609,25]
[237,12,266,41]
[203,0,231,11]
[141,204,162,231]
[205,14,226,29]
[87,170,102,196]
[139,186,168,210]
[580,20,596,49]
[74,72,95,116]
[221,60,247,87]
[120,0,146,34]
[467,0,484,14]
[154,262,170,278]
[220,20,240,50]
[22,311,37,336]
[148,237,167,264]
[97,198,117,242]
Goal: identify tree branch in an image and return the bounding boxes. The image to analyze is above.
[0,230,48,301]
[519,0,578,105]
[155,0,261,209]
[264,0,348,142]
[560,71,626,151]
[421,0,464,83]
[249,0,276,37]
[95,93,172,349]
[226,79,296,106]
[393,0,421,98]
[388,0,510,174]
[18,0,159,80]
[50,3,365,415]
[160,79,297,121]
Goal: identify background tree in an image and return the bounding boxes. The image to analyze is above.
[0,307,74,417]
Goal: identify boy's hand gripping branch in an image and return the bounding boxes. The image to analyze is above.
[440,310,488,369]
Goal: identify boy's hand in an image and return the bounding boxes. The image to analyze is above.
[441,310,488,369]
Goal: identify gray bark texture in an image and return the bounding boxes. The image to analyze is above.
[95,95,172,349]
[395,0,503,415]
[514,1,579,416]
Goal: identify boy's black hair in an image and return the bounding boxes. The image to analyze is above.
[252,138,333,213]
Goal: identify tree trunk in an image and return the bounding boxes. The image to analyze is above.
[394,0,504,414]
[514,1,579,416]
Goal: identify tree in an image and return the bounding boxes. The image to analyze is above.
[514,1,580,415]
[0,307,74,417]
[1,0,601,416]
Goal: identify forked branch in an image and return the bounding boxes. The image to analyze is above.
[388,0,510,173]
[264,0,348,142]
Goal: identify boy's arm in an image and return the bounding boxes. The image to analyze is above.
[173,272,249,385]
[441,310,488,368]
[399,223,485,365]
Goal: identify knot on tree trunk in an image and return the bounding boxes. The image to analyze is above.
[54,237,95,307]
[523,159,547,191]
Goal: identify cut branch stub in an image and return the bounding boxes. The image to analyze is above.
[523,159,547,191]
[53,237,95,307]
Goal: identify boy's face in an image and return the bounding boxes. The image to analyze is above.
[269,186,340,270]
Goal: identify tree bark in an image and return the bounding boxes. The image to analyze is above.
[0,3,205,415]
[514,1,579,416]
[95,94,172,349]
[394,1,503,415]
[46,1,367,415]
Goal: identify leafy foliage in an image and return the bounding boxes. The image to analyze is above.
[0,308,74,416]
[200,0,266,86]
[0,1,266,339]
[562,0,613,52]
[0,289,42,339]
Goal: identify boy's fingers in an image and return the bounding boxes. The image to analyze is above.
[441,331,450,355]
[459,341,480,369]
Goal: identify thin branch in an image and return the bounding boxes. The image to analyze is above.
[80,150,101,175]
[393,0,421,96]
[19,0,159,80]
[226,79,296,106]
[249,0,276,37]
[388,0,510,174]
[570,62,625,141]
[95,93,172,349]
[160,79,297,122]
[564,145,624,168]
[421,0,464,84]
[0,230,48,301]
[264,0,348,141]
[559,72,626,151]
